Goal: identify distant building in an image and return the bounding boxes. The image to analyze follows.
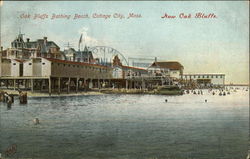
[182,73,225,86]
[148,61,184,79]
[112,55,148,79]
[3,33,63,60]
[63,48,76,61]
[75,46,94,63]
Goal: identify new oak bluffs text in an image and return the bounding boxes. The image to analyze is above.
[161,12,217,19]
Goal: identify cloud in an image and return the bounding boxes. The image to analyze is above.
[78,27,98,46]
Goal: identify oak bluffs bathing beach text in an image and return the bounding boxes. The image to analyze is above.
[19,13,142,20]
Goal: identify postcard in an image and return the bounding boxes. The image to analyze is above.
[0,1,249,159]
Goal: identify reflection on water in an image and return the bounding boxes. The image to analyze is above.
[0,88,249,159]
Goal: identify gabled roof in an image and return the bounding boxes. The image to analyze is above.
[23,39,60,52]
[150,61,184,70]
[75,46,93,59]
[64,48,76,55]
[26,42,38,48]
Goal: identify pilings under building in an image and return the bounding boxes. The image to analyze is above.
[0,57,113,95]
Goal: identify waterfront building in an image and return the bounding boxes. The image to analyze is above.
[2,33,64,60]
[182,73,225,86]
[112,55,148,79]
[148,61,184,79]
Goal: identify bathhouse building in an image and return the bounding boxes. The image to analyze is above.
[182,73,225,86]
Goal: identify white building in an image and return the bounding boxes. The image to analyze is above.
[148,61,184,79]
[23,58,42,76]
[0,58,23,77]
[182,73,225,86]
[112,66,123,79]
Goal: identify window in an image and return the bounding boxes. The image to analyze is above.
[211,75,213,78]
[220,75,223,78]
[29,63,32,65]
[194,75,196,78]
[42,63,45,65]
[198,76,200,78]
[206,75,209,78]
[13,63,16,65]
[58,63,60,66]
[202,75,205,78]
[216,75,218,78]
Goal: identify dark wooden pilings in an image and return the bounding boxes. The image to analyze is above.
[19,91,27,104]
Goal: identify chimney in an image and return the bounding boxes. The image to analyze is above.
[155,57,157,62]
[43,37,47,45]
[26,38,30,42]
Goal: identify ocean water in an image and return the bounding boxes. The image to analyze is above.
[0,88,249,159]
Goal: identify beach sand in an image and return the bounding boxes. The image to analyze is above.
[0,89,104,98]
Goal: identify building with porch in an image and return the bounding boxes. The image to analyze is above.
[182,73,225,86]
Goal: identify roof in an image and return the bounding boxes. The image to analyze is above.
[19,39,60,52]
[75,46,93,59]
[26,42,38,48]
[150,61,184,70]
[13,59,25,63]
[122,65,148,73]
[64,48,76,55]
[183,73,225,76]
[44,58,110,69]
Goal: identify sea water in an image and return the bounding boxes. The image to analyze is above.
[0,88,249,159]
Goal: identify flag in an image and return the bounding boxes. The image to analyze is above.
[79,34,83,44]
[78,34,83,51]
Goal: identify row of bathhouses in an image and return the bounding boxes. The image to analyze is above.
[0,53,184,93]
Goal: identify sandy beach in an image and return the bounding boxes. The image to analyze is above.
[0,89,104,98]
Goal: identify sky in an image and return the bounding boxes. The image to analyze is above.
[0,1,249,84]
